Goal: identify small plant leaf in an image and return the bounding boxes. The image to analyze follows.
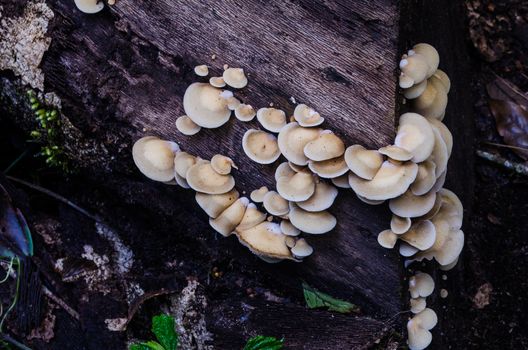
[243,335,284,350]
[130,341,165,350]
[302,282,360,314]
[152,314,178,350]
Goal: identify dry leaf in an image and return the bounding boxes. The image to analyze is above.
[488,99,528,160]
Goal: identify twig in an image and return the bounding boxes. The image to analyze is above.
[42,286,80,321]
[3,149,32,175]
[483,141,528,152]
[476,150,528,176]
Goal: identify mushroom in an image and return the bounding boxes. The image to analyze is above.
[183,83,231,128]
[391,215,411,234]
[419,193,443,221]
[288,162,306,173]
[410,161,437,196]
[263,191,290,216]
[378,145,413,162]
[223,68,248,89]
[308,156,349,179]
[237,203,267,231]
[389,190,437,218]
[394,113,435,163]
[195,189,240,218]
[432,69,451,93]
[293,104,325,127]
[256,108,287,133]
[348,161,418,201]
[356,194,385,205]
[289,203,337,234]
[428,126,449,178]
[234,104,256,122]
[399,242,420,257]
[209,77,226,88]
[186,161,235,194]
[331,173,351,189]
[275,162,296,181]
[377,229,398,249]
[194,64,209,77]
[410,297,427,314]
[276,171,316,201]
[304,131,345,161]
[410,43,439,77]
[407,308,437,350]
[209,197,249,236]
[174,173,190,188]
[174,152,197,179]
[434,189,464,230]
[74,0,104,13]
[242,129,281,164]
[413,225,464,266]
[211,154,237,175]
[409,272,435,298]
[291,238,314,258]
[278,122,322,165]
[132,136,180,182]
[403,79,428,100]
[176,116,201,136]
[439,257,459,271]
[413,77,448,120]
[297,181,338,212]
[400,220,436,251]
[345,145,384,180]
[250,186,269,203]
[226,97,241,110]
[399,53,429,88]
[428,119,453,157]
[236,222,292,260]
[280,220,301,236]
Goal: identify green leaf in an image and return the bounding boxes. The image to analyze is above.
[243,335,284,350]
[152,314,178,350]
[302,282,360,314]
[130,341,165,350]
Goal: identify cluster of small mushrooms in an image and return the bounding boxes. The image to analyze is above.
[132,43,463,350]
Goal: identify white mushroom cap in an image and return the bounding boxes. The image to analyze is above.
[428,126,449,178]
[401,220,436,250]
[74,0,104,13]
[411,161,437,196]
[174,173,190,188]
[297,181,338,212]
[434,189,464,230]
[237,203,267,231]
[250,186,269,203]
[289,204,337,234]
[226,97,241,110]
[132,136,180,182]
[275,162,296,181]
[428,119,453,158]
[194,64,209,77]
[411,43,440,77]
[278,122,322,166]
[394,113,435,163]
[223,68,248,89]
[356,194,385,205]
[432,69,451,93]
[439,256,459,271]
[377,229,398,249]
[276,171,315,201]
[403,79,428,100]
[263,191,290,216]
[288,162,306,173]
[399,242,419,257]
[209,197,249,236]
[211,154,237,175]
[183,83,231,128]
[234,104,256,122]
[414,226,464,266]
[413,78,448,120]
[209,77,226,88]
[236,222,292,260]
[407,308,438,350]
[308,156,349,179]
[389,190,437,218]
[174,152,197,179]
[430,170,447,193]
[410,297,427,314]
[291,238,314,258]
[256,108,287,133]
[409,272,435,298]
[348,161,418,201]
[304,131,345,161]
[345,145,384,180]
[195,189,239,218]
[378,145,413,162]
[399,73,415,89]
[242,129,281,164]
[186,161,235,194]
[420,193,443,221]
[280,220,301,236]
[293,104,325,127]
[391,215,411,234]
[331,173,351,189]
[399,53,429,87]
[176,116,201,135]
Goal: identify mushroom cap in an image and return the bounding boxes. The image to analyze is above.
[288,162,306,173]
[297,181,338,212]
[331,173,351,189]
[435,189,464,230]
[399,73,415,89]
[308,156,349,179]
[278,122,322,165]
[293,104,325,127]
[242,129,281,164]
[410,161,437,195]
[399,242,419,257]
[195,189,240,218]
[132,136,179,182]
[401,220,436,250]
[226,97,241,110]
[236,222,292,260]
[409,272,435,298]
[428,119,453,157]
[276,171,316,201]
[209,76,226,88]
[432,69,451,93]
[419,193,443,221]
[174,152,197,178]
[304,131,345,161]
[429,126,449,177]
[345,145,384,180]
[378,145,413,162]
[237,203,267,231]
[275,162,296,181]
[250,186,269,203]
[263,191,290,216]
[356,194,385,205]
[257,108,287,133]
[222,68,248,89]
[291,238,314,258]
[411,43,439,77]
[391,215,411,234]
[403,79,428,100]
[176,115,201,135]
[234,104,256,122]
[389,190,437,218]
[348,161,418,201]
[399,53,429,86]
[394,113,435,163]
[377,229,398,249]
[74,0,104,13]
[289,204,337,234]
[174,173,190,188]
[414,227,464,266]
[439,256,459,271]
[407,308,437,350]
[410,297,427,314]
[413,78,448,120]
[209,197,249,236]
[211,154,237,175]
[183,83,231,128]
[280,220,301,236]
[194,64,209,77]
[186,161,235,194]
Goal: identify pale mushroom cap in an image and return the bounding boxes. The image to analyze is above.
[234,104,256,122]
[257,108,287,133]
[226,97,241,110]
[409,272,435,298]
[439,256,459,271]
[263,191,290,216]
[289,204,337,234]
[174,152,197,178]
[428,119,453,157]
[399,74,415,89]
[331,173,351,188]
[250,186,269,203]
[378,145,413,162]
[403,79,428,100]
[280,220,301,236]
[413,78,448,120]
[236,222,292,260]
[132,137,179,182]
[211,154,237,175]
[348,161,418,201]
[223,68,248,89]
[389,190,437,218]
[412,43,440,77]
[275,162,296,181]
[399,54,429,86]
[432,69,451,93]
[377,229,398,249]
[237,203,267,231]
[278,122,322,166]
[308,156,349,179]
[429,126,449,177]
[394,113,435,163]
[293,104,325,127]
[195,189,239,219]
[194,64,209,77]
[186,162,235,194]
[74,0,104,13]
[430,169,447,193]
[183,83,231,128]
[411,161,437,196]
[288,162,306,173]
[297,181,338,212]
[291,238,314,258]
[410,297,427,314]
[304,131,345,161]
[242,129,281,164]
[174,173,190,188]
[416,228,464,266]
[401,220,437,250]
[276,171,315,201]
[209,197,249,236]
[391,215,412,234]
[419,192,443,221]
[176,115,201,136]
[356,194,385,205]
[345,145,384,180]
[407,308,437,350]
[209,76,226,88]
[435,188,464,230]
[399,242,419,257]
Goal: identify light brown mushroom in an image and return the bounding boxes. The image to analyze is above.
[74,0,104,13]
[288,162,306,173]
[209,76,226,88]
[407,308,437,350]
[400,220,436,251]
[291,238,314,258]
[377,229,398,249]
[413,77,448,120]
[389,190,437,218]
[391,215,412,234]
[356,194,385,205]
[132,136,180,182]
[209,197,249,236]
[223,68,248,89]
[297,181,338,212]
[194,64,209,77]
[174,152,197,179]
[257,108,287,133]
[278,122,322,165]
[394,113,435,163]
[428,119,453,157]
[403,79,428,100]
[293,104,325,127]
[399,53,429,88]
[304,131,345,161]
[308,156,349,179]
[432,69,451,93]
[345,145,384,180]
[186,161,235,194]
[280,220,301,236]
[250,186,269,203]
[413,224,464,267]
[434,189,464,230]
[275,162,296,181]
[176,115,201,136]
[378,145,413,162]
[410,43,439,77]
[237,203,267,231]
[195,189,240,218]
[183,83,231,128]
[399,242,420,257]
[263,191,290,216]
[242,129,281,164]
[211,154,237,175]
[236,222,292,260]
[289,204,336,234]
[234,104,256,122]
[410,297,427,314]
[331,173,351,189]
[410,161,437,196]
[409,272,435,298]
[276,171,315,201]
[226,96,241,111]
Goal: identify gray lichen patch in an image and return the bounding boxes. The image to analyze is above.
[0,1,53,90]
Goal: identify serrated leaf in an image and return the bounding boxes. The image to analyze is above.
[243,335,284,350]
[152,314,178,350]
[130,341,165,350]
[302,282,360,314]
